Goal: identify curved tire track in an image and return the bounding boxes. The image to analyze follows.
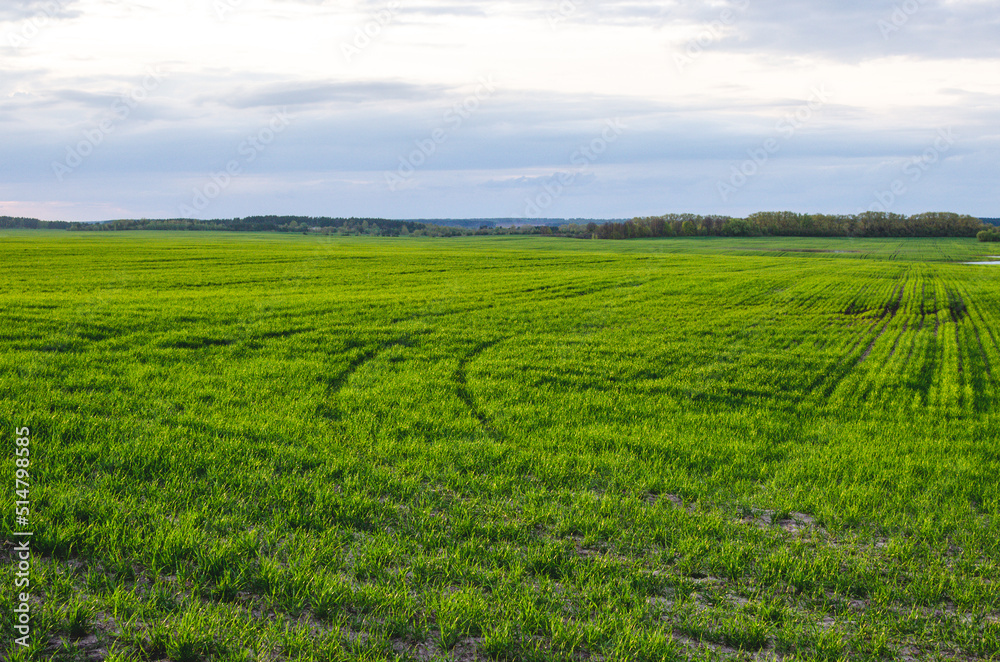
[317,336,411,420]
[453,338,505,438]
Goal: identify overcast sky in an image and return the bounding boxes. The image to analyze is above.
[1,0,997,221]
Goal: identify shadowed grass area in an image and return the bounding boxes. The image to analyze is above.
[1,232,998,661]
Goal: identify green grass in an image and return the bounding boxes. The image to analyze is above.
[1,231,999,661]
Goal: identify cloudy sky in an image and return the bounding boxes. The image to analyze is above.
[1,0,997,221]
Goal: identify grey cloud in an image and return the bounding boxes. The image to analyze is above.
[275,0,998,61]
[211,80,452,109]
[393,1,674,24]
[480,173,598,189]
[275,0,677,25]
[4,81,992,181]
[7,150,994,222]
[393,3,489,19]
[707,0,1000,61]
[0,0,80,22]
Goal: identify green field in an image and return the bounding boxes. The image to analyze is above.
[2,232,999,661]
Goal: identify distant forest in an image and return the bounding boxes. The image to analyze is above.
[0,211,994,240]
[589,212,987,240]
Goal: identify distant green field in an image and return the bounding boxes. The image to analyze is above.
[2,232,999,661]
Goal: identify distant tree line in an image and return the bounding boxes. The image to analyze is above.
[0,214,569,238]
[0,215,427,236]
[0,216,73,230]
[79,216,425,236]
[588,212,987,240]
[1,212,993,240]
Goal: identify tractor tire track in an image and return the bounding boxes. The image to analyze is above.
[454,338,505,438]
[858,284,905,365]
[322,346,380,394]
[955,282,996,381]
[809,279,906,401]
[887,321,909,361]
[317,336,414,420]
[806,318,880,401]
